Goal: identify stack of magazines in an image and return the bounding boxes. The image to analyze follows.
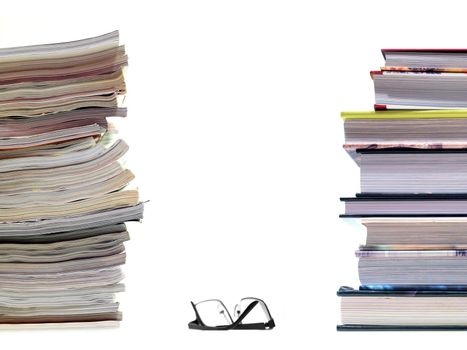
[0,31,143,328]
[338,49,467,331]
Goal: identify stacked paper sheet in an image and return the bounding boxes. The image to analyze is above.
[0,31,143,328]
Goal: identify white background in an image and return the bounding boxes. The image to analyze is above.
[2,0,467,348]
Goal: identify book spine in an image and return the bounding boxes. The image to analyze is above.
[374,104,387,110]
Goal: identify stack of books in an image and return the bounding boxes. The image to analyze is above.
[338,49,467,331]
[0,31,143,328]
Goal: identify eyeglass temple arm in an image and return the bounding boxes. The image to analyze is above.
[241,297,274,322]
[232,300,275,329]
[189,301,206,327]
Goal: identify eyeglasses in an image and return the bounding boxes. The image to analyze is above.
[188,297,275,330]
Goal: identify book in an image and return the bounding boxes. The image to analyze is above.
[337,286,467,330]
[373,71,467,109]
[382,48,467,71]
[357,249,467,285]
[341,110,467,163]
[362,218,467,246]
[358,150,467,194]
[341,195,467,217]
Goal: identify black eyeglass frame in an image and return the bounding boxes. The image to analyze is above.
[188,297,275,330]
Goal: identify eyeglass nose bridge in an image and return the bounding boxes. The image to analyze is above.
[217,304,232,324]
[234,304,241,318]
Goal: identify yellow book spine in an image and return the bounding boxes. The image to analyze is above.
[341,110,467,119]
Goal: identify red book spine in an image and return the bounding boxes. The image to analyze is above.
[374,104,387,110]
[370,70,382,80]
